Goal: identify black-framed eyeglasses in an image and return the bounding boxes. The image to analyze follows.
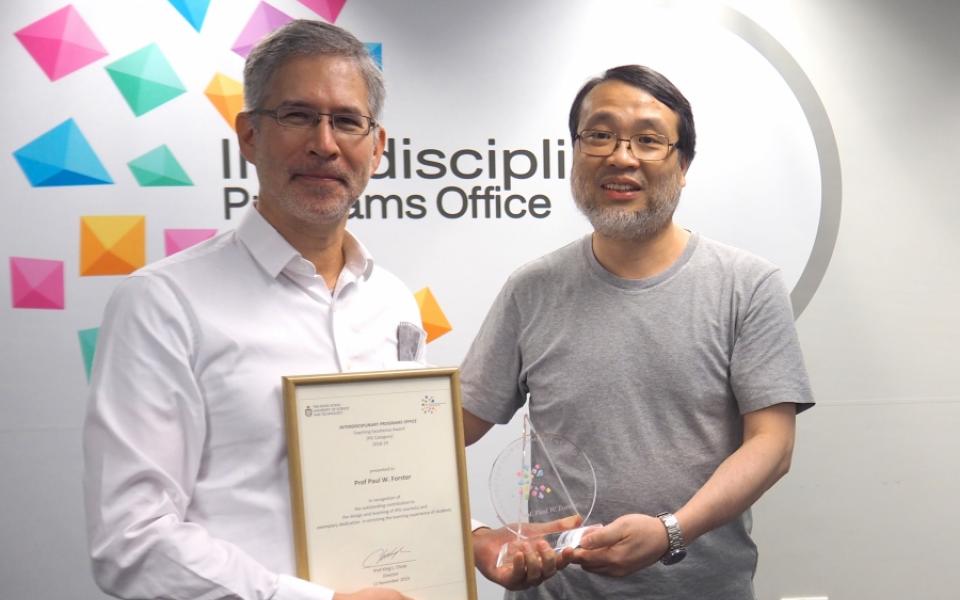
[575,129,678,161]
[249,106,377,135]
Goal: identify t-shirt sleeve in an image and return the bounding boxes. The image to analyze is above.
[729,269,815,414]
[459,278,528,424]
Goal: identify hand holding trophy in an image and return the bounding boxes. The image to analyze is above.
[489,414,601,568]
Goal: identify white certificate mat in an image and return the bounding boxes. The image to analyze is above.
[283,368,476,600]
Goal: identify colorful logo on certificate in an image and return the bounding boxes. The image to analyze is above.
[420,394,441,414]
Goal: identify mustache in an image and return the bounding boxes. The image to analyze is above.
[288,163,350,180]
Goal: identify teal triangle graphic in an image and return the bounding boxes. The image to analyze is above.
[168,0,211,31]
[78,327,100,381]
[128,145,193,186]
[13,119,113,187]
[106,45,186,116]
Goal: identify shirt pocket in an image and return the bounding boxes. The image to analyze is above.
[396,321,426,362]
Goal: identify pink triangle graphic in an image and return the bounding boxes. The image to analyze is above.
[10,257,65,309]
[164,229,218,256]
[52,39,109,80]
[232,2,294,58]
[297,0,348,22]
[14,5,107,81]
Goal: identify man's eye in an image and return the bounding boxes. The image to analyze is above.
[279,109,314,124]
[634,135,663,146]
[584,131,614,142]
[334,114,365,130]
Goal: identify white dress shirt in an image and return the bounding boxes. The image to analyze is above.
[83,208,425,600]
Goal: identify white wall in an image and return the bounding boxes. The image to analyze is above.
[729,1,960,598]
[1,1,958,599]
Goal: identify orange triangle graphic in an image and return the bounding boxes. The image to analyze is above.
[86,251,138,276]
[80,220,109,275]
[112,219,145,270]
[80,216,145,275]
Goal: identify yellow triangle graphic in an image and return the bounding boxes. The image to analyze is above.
[205,73,244,130]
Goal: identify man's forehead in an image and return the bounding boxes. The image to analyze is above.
[264,54,370,106]
[580,80,678,129]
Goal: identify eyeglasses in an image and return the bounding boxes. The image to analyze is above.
[575,129,678,161]
[249,106,377,135]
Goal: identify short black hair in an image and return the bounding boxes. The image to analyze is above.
[568,65,696,168]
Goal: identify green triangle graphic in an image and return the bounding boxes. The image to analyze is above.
[78,327,100,381]
[128,145,193,186]
[106,45,186,116]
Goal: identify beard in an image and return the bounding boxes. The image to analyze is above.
[572,167,684,241]
[266,163,363,227]
[276,186,357,225]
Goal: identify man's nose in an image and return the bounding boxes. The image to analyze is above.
[607,138,640,167]
[307,116,340,156]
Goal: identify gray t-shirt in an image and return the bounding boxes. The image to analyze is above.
[461,233,814,600]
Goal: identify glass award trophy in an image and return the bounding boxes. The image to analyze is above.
[489,414,601,567]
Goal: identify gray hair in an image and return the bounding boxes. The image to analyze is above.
[243,19,385,120]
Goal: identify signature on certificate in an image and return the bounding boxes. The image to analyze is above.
[362,546,414,568]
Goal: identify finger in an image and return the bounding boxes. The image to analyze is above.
[536,540,558,579]
[504,548,527,589]
[507,550,526,585]
[525,513,584,535]
[562,513,584,530]
[574,548,616,574]
[556,546,575,570]
[523,542,543,583]
[569,547,606,569]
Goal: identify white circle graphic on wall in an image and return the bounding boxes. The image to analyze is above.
[352,1,839,318]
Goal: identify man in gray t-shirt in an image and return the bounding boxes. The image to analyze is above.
[462,65,814,599]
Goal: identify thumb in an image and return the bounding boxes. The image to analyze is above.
[577,523,619,550]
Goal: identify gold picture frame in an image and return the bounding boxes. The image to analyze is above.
[283,367,477,599]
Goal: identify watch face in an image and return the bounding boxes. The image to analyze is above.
[661,548,687,565]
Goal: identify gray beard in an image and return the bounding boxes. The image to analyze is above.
[276,191,357,226]
[573,172,683,241]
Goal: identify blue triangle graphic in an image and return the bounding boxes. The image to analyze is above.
[168,0,211,32]
[13,119,113,187]
[365,43,383,70]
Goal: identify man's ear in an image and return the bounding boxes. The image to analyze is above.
[235,111,258,165]
[678,156,691,187]
[369,124,387,176]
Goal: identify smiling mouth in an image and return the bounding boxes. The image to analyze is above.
[601,182,642,192]
[293,172,344,183]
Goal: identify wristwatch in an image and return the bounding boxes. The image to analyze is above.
[656,512,687,565]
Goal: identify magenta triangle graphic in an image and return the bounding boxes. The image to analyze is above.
[11,258,64,309]
[165,228,217,256]
[232,2,294,58]
[297,0,348,22]
[14,5,107,81]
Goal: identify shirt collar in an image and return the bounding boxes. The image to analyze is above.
[236,208,374,281]
[341,229,375,280]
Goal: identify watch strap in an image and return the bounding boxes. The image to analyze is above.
[656,512,687,565]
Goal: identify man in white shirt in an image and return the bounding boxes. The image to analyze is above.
[83,20,427,600]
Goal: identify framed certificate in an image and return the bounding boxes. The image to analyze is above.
[283,367,477,600]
